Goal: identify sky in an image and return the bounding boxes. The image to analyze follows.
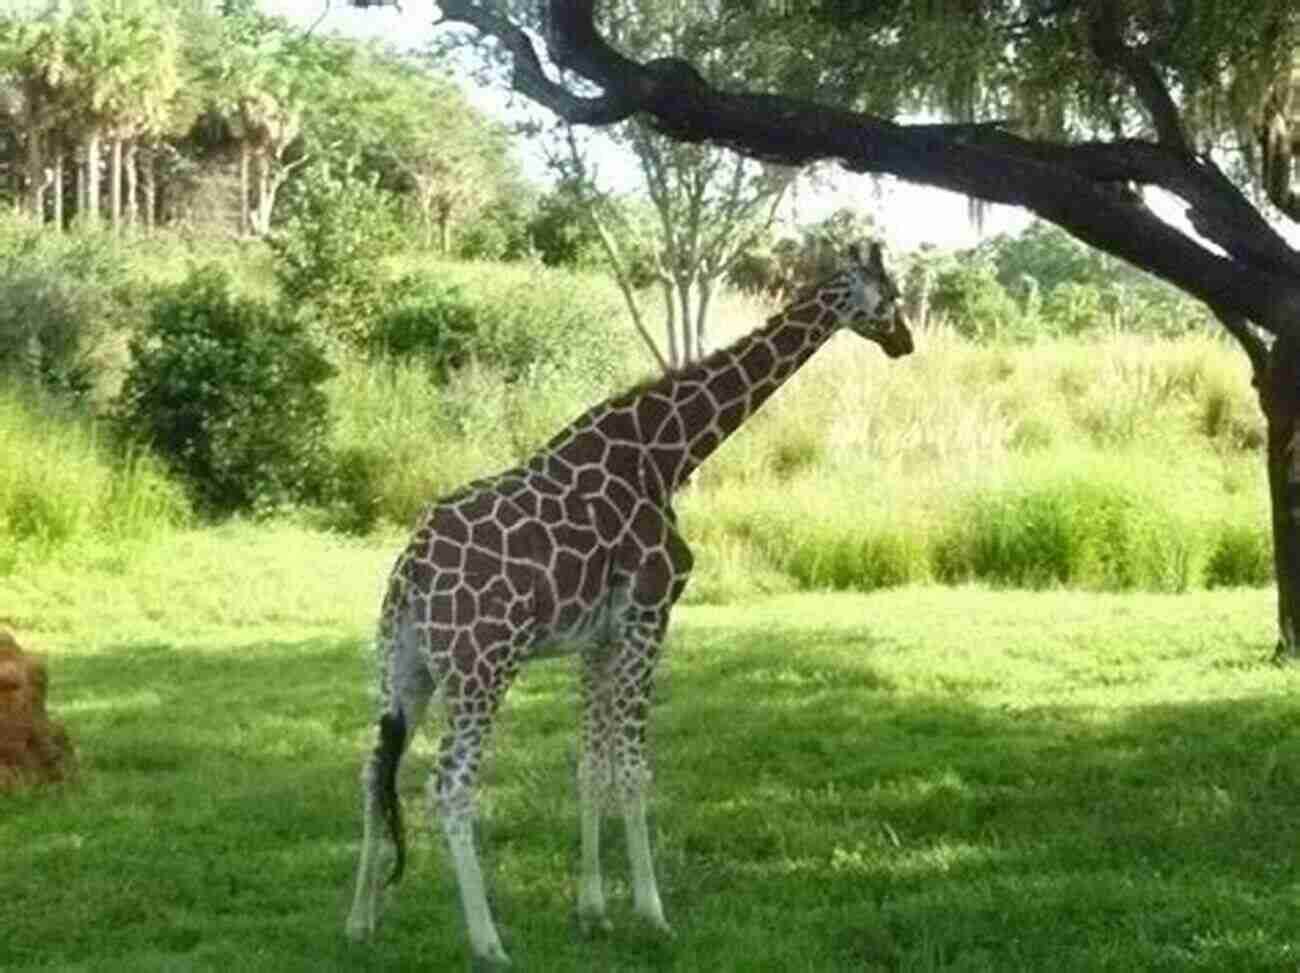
[259,0,1032,249]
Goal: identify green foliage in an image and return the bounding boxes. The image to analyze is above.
[115,266,335,516]
[0,215,128,399]
[1,534,1293,970]
[933,469,1194,592]
[929,251,1026,340]
[0,383,188,567]
[1205,522,1274,588]
[266,164,402,346]
[368,277,483,377]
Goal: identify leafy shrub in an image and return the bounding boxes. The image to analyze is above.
[368,277,484,378]
[267,164,401,346]
[0,214,128,399]
[116,267,335,516]
[376,261,638,387]
[1205,523,1273,587]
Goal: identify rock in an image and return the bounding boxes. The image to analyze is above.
[0,631,75,790]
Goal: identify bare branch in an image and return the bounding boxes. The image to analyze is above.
[438,0,637,125]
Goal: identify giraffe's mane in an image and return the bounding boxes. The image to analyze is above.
[606,309,790,406]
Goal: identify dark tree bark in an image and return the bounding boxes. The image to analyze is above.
[435,0,1300,655]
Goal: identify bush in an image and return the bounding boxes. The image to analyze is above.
[368,277,484,378]
[267,164,401,346]
[0,215,128,399]
[375,261,639,386]
[116,267,335,516]
[1205,523,1273,588]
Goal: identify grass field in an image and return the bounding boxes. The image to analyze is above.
[3,525,1297,971]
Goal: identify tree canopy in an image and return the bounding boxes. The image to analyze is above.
[432,0,1300,655]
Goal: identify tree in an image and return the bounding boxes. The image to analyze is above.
[465,1,804,370]
[344,49,518,254]
[432,0,1300,659]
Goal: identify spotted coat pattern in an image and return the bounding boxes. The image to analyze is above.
[346,242,913,965]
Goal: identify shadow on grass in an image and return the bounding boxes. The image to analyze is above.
[3,621,1298,971]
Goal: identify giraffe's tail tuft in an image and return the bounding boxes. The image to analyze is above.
[376,708,408,887]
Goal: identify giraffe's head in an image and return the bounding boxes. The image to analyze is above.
[814,242,913,358]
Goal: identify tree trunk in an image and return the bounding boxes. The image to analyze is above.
[239,140,250,236]
[109,137,123,233]
[25,129,44,221]
[695,277,714,360]
[124,142,138,232]
[53,148,64,229]
[84,130,101,223]
[142,146,156,232]
[659,277,680,369]
[1264,333,1300,662]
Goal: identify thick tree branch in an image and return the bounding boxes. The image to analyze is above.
[1087,0,1190,154]
[438,0,1300,337]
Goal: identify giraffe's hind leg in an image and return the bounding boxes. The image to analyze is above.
[576,645,616,935]
[347,618,438,942]
[609,621,673,936]
[428,653,519,967]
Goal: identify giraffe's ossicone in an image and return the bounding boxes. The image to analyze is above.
[346,241,913,965]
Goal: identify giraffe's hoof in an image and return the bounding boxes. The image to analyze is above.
[578,909,614,938]
[344,915,374,943]
[636,914,675,940]
[470,947,512,970]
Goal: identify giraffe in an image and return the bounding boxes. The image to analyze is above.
[345,241,913,966]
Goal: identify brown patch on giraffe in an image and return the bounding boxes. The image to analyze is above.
[655,412,685,445]
[554,551,584,597]
[408,557,435,591]
[675,393,712,440]
[604,477,638,517]
[605,444,640,483]
[529,472,566,496]
[554,524,594,553]
[463,548,498,578]
[432,539,463,569]
[556,434,605,468]
[597,408,639,443]
[689,430,720,463]
[451,630,477,674]
[649,447,685,492]
[770,322,808,357]
[575,467,605,494]
[705,366,745,404]
[738,340,776,384]
[471,521,503,551]
[636,394,673,441]
[452,588,476,627]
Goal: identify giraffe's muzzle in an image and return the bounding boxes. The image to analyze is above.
[880,309,914,358]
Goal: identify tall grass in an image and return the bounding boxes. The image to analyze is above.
[0,384,189,570]
[0,252,1273,600]
[675,303,1269,599]
[323,282,1270,598]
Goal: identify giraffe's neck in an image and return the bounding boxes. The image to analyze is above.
[611,295,839,498]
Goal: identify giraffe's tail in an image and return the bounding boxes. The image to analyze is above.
[375,707,408,887]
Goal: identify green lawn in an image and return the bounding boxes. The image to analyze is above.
[2,525,1297,971]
